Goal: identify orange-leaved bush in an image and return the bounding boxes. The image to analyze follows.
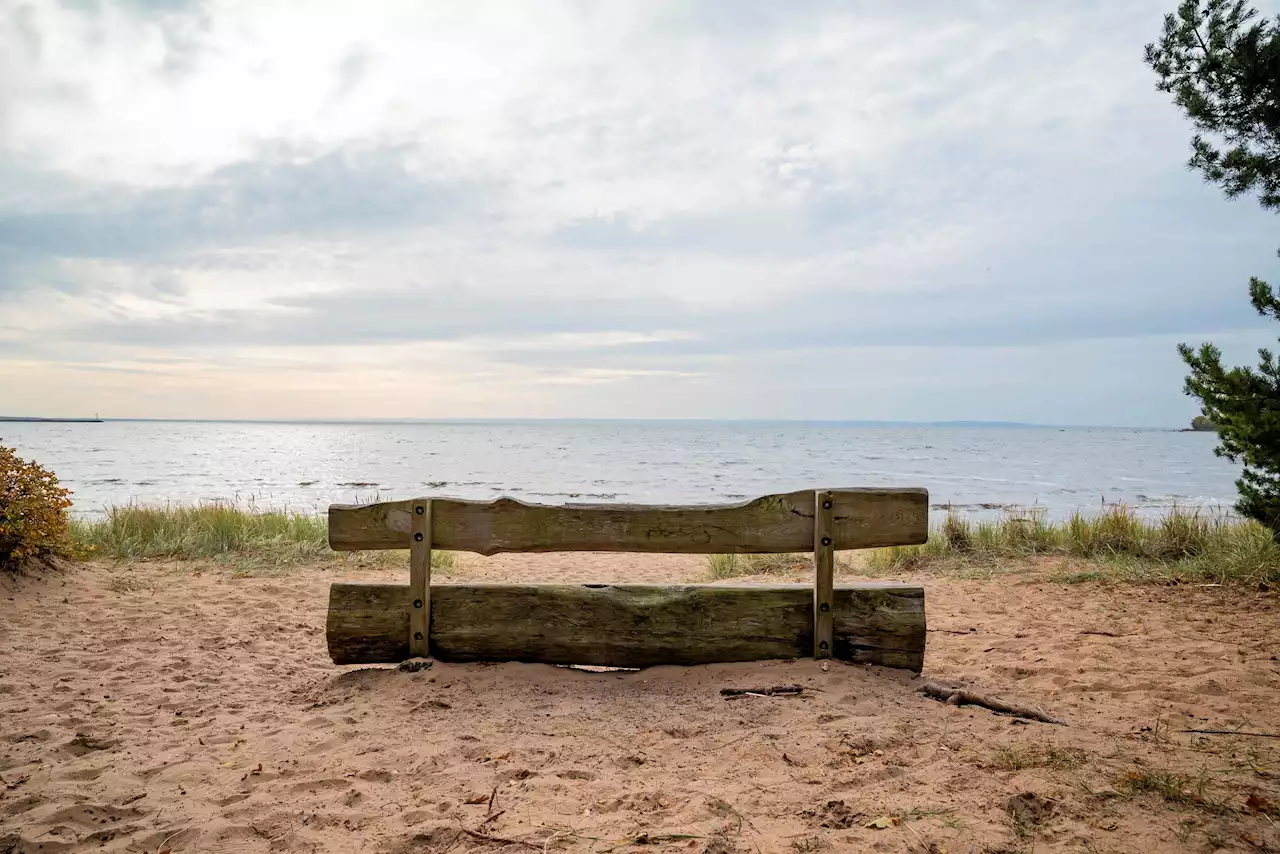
[0,445,74,569]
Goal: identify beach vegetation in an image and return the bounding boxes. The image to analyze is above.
[1147,1,1280,538]
[1,445,76,570]
[866,505,1280,586]
[70,501,455,569]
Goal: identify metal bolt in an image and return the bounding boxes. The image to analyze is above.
[819,602,830,613]
[415,505,425,515]
[822,500,833,510]
[821,536,832,547]
[414,532,424,542]
[414,632,424,641]
[818,640,830,651]
[413,599,423,609]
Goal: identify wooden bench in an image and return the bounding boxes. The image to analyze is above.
[325,487,929,671]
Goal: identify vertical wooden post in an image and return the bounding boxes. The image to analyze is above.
[813,490,835,659]
[409,499,432,659]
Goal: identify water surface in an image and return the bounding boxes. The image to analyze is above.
[1,420,1237,519]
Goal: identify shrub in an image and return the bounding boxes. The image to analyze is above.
[0,445,74,570]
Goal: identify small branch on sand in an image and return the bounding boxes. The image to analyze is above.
[917,680,1065,725]
[720,685,804,697]
[602,833,704,853]
[1183,728,1280,739]
[458,826,543,850]
[480,809,506,827]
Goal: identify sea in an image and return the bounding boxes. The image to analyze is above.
[0,420,1240,520]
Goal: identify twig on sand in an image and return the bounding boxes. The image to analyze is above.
[458,826,543,849]
[542,830,569,854]
[709,731,757,751]
[1183,728,1280,739]
[480,810,506,827]
[902,820,926,846]
[488,784,499,814]
[155,829,188,854]
[917,679,1066,725]
[721,685,804,697]
[601,832,704,853]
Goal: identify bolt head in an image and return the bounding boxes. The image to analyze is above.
[415,505,425,515]
[413,599,423,608]
[821,536,832,547]
[414,532,424,542]
[414,632,424,641]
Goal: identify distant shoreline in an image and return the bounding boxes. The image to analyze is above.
[0,417,102,423]
[0,416,1198,430]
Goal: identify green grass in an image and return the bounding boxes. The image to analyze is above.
[989,743,1088,771]
[865,505,1280,587]
[1117,768,1224,811]
[705,552,811,579]
[70,502,455,569]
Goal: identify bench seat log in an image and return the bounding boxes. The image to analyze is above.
[326,582,925,672]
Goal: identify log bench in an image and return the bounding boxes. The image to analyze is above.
[325,488,929,671]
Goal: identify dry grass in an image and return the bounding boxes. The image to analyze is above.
[70,502,455,570]
[988,743,1088,772]
[1118,768,1225,812]
[704,552,810,579]
[866,506,1280,587]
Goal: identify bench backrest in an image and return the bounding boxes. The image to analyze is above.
[328,487,929,555]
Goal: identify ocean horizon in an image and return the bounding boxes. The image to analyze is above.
[2,418,1236,521]
[3,415,1193,430]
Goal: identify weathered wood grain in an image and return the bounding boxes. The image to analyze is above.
[328,488,928,554]
[326,582,925,671]
[408,501,431,658]
[813,490,835,659]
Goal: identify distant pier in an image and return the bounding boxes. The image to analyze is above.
[0,416,104,423]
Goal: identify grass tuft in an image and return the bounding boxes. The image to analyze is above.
[1117,768,1222,811]
[70,502,455,570]
[989,743,1088,771]
[705,552,809,579]
[867,505,1280,587]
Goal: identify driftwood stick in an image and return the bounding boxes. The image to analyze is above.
[458,826,542,849]
[720,685,804,697]
[917,680,1065,725]
[1182,728,1280,739]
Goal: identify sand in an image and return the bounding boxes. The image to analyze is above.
[2,554,1279,853]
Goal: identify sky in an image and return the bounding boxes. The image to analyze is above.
[1,0,1278,426]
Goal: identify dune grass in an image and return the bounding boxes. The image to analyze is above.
[865,505,1280,587]
[70,502,455,570]
[705,552,811,579]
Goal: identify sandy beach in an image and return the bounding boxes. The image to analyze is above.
[1,555,1278,853]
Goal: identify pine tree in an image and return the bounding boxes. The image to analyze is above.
[1146,0,1280,535]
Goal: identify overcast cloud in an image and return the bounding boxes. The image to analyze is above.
[1,0,1277,425]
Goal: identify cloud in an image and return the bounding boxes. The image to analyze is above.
[1,0,1278,426]
[0,142,490,277]
[332,46,371,101]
